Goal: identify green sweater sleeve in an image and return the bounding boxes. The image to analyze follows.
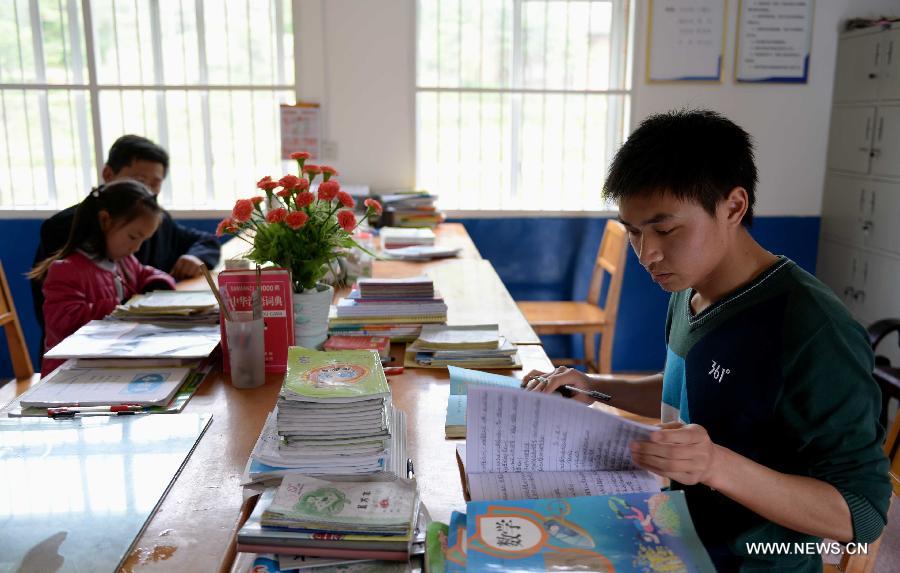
[777,318,891,543]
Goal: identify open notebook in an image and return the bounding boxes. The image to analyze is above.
[459,385,660,501]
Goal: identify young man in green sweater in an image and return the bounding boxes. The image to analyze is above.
[526,110,891,571]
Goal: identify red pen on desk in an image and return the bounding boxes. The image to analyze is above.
[47,404,145,416]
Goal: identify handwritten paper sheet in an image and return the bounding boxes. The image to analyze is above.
[468,470,659,501]
[466,385,656,473]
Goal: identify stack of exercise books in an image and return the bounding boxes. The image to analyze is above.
[12,320,221,417]
[244,347,408,483]
[237,475,424,561]
[379,227,435,249]
[374,191,443,228]
[328,277,447,343]
[404,324,519,369]
[110,290,219,324]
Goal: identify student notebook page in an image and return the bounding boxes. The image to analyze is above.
[465,385,659,500]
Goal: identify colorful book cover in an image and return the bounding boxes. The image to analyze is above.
[445,511,467,573]
[218,268,294,373]
[282,347,389,402]
[424,521,449,573]
[444,366,522,437]
[465,491,715,573]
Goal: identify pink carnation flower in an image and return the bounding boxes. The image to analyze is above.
[266,208,287,223]
[364,198,383,214]
[337,210,357,232]
[232,199,254,223]
[317,180,340,202]
[295,191,315,208]
[215,217,236,237]
[337,191,355,208]
[285,211,309,230]
[279,174,301,190]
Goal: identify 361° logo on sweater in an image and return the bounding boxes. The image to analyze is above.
[708,360,731,383]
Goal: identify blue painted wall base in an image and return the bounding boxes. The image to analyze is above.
[0,216,818,378]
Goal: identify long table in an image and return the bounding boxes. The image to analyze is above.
[3,223,552,572]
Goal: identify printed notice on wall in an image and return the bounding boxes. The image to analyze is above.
[648,0,725,82]
[280,103,321,160]
[736,0,813,83]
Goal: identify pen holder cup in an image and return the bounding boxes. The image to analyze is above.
[224,311,265,389]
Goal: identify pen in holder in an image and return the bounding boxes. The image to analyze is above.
[222,283,265,389]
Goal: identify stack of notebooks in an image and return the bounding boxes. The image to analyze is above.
[237,474,423,561]
[374,191,443,228]
[379,227,435,249]
[12,319,221,417]
[328,277,448,342]
[244,347,407,483]
[110,290,219,324]
[405,324,519,369]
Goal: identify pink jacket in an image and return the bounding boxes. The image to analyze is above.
[41,251,176,375]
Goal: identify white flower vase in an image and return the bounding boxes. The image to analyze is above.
[293,283,333,349]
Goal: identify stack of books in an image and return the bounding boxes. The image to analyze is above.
[375,191,443,228]
[244,347,407,483]
[324,335,392,364]
[13,320,221,417]
[328,277,448,342]
[405,324,519,369]
[379,227,435,249]
[237,475,423,561]
[110,290,219,324]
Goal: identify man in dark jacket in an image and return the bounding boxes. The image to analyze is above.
[31,134,221,328]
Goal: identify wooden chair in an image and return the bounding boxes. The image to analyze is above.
[517,219,629,373]
[0,261,34,381]
[867,319,900,433]
[826,411,900,573]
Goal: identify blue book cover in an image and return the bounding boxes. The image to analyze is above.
[445,366,521,437]
[466,491,715,572]
[445,511,468,573]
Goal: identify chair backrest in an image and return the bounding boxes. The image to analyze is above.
[585,219,629,322]
[838,472,900,573]
[0,261,34,380]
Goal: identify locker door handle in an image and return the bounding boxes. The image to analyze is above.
[888,40,894,65]
[875,42,881,66]
[853,289,866,303]
[877,116,884,142]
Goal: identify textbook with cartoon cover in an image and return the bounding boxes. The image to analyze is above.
[466,491,715,572]
[261,474,419,535]
[281,347,390,403]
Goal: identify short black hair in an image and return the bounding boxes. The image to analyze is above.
[106,134,169,175]
[602,109,758,226]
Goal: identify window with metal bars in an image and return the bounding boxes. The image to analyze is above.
[416,0,632,212]
[0,0,294,210]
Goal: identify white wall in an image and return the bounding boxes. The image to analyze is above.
[632,0,899,217]
[297,0,899,215]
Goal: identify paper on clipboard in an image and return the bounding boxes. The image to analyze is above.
[280,102,321,160]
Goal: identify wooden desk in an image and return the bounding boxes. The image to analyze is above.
[3,222,551,572]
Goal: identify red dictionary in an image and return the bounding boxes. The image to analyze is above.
[323,335,390,362]
[218,268,294,373]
